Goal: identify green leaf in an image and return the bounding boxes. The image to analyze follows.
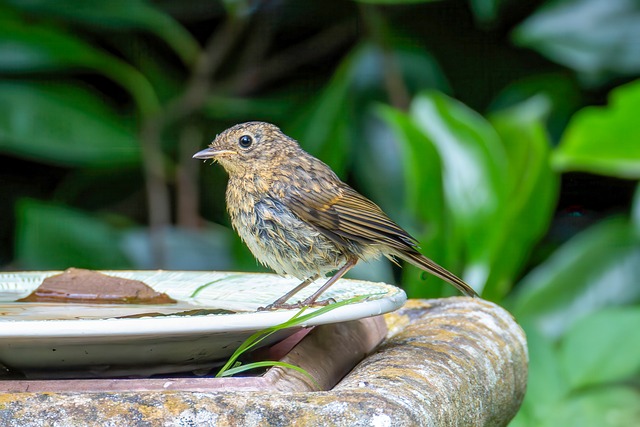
[552,79,640,179]
[15,199,131,269]
[350,41,451,95]
[4,0,200,65]
[484,97,559,299]
[514,324,569,425]
[489,72,582,141]
[560,307,640,389]
[204,95,294,123]
[288,51,353,176]
[379,98,543,300]
[221,0,256,17]
[290,42,449,178]
[541,387,640,427]
[377,105,451,297]
[409,91,509,291]
[0,19,105,73]
[377,107,444,232]
[0,19,158,115]
[350,42,450,213]
[513,0,640,85]
[0,83,140,167]
[469,0,505,25]
[509,217,640,340]
[506,412,531,427]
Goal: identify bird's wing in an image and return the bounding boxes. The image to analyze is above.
[283,169,478,298]
[285,181,419,252]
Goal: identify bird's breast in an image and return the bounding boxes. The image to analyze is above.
[225,177,347,279]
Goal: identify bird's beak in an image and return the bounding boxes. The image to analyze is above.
[192,147,236,159]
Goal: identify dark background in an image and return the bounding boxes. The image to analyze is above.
[1,0,639,423]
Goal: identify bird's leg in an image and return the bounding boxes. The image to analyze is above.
[262,258,358,310]
[259,274,320,311]
[298,257,357,306]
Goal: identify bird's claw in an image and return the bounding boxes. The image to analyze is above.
[257,297,336,311]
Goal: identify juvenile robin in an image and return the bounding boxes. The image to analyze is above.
[194,121,477,309]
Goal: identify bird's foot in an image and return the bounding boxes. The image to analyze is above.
[258,297,336,311]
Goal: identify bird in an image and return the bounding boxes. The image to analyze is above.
[193,121,478,309]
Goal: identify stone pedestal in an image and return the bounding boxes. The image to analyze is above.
[0,297,527,426]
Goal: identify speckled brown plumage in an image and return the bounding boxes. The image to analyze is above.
[194,121,477,309]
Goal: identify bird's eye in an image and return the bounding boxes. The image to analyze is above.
[238,135,253,149]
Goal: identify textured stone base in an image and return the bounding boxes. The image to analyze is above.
[0,297,527,426]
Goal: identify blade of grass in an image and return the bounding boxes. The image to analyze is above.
[218,361,320,387]
[215,294,372,378]
[189,274,242,298]
[215,307,311,377]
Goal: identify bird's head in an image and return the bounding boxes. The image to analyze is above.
[193,121,299,175]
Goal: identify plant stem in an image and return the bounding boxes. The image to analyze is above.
[138,15,248,267]
[359,4,410,111]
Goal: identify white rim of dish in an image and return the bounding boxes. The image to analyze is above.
[0,271,406,338]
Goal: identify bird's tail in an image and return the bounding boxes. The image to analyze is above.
[393,250,478,297]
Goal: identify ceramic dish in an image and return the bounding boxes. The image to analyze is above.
[0,271,405,377]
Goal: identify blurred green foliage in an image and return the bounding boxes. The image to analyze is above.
[1,0,639,424]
